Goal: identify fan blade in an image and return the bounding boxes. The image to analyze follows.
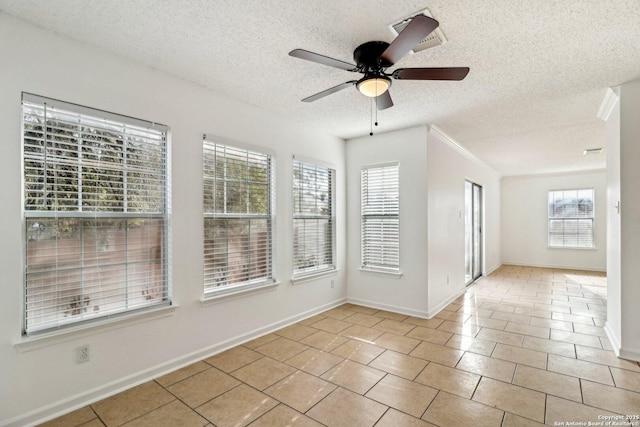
[376,90,393,110]
[393,67,470,81]
[379,15,439,66]
[289,49,357,72]
[302,81,357,102]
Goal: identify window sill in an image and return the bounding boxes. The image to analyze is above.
[16,303,177,353]
[291,269,339,285]
[201,281,280,305]
[548,246,597,251]
[359,268,403,278]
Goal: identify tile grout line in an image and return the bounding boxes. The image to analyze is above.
[47,267,624,427]
[120,397,180,427]
[543,393,549,425]
[419,389,441,421]
[88,405,106,427]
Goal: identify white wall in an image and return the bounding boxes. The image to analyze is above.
[605,93,621,353]
[618,80,640,360]
[345,126,430,317]
[345,125,501,318]
[427,128,501,315]
[501,171,607,271]
[0,13,347,426]
[605,79,640,361]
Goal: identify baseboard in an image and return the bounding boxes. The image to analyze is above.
[501,261,606,273]
[346,297,430,319]
[348,284,472,321]
[604,321,621,357]
[604,322,640,362]
[485,263,502,276]
[426,286,468,318]
[619,347,640,363]
[347,286,471,321]
[5,297,347,427]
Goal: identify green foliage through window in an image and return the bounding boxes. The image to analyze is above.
[22,93,169,335]
[292,159,335,275]
[203,140,273,292]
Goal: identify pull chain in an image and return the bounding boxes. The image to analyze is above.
[369,80,381,136]
[375,80,379,127]
[375,96,378,127]
[369,97,373,136]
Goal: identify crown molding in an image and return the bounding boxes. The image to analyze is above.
[597,87,619,121]
[428,124,501,177]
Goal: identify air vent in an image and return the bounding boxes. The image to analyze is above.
[389,8,447,53]
[583,148,604,155]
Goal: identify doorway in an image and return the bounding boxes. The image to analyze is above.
[465,180,483,285]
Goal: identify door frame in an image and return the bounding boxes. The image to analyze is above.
[465,180,483,286]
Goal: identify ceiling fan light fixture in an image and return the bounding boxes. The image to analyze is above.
[357,76,391,97]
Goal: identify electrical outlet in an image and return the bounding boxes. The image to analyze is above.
[446,275,449,284]
[76,345,90,364]
[331,280,335,288]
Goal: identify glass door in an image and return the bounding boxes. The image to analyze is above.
[465,181,483,285]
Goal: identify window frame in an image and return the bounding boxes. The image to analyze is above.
[292,156,336,279]
[202,137,275,298]
[360,162,400,273]
[21,92,171,336]
[547,188,595,249]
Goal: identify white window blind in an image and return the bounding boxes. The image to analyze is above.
[548,189,595,248]
[203,139,273,294]
[292,158,335,276]
[361,163,399,271]
[22,93,170,335]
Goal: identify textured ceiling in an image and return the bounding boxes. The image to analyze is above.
[1,0,639,175]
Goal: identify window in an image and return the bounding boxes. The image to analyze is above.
[22,93,170,335]
[361,163,399,272]
[292,158,335,277]
[203,139,273,295]
[548,189,595,248]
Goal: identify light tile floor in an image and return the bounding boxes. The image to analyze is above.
[41,266,640,427]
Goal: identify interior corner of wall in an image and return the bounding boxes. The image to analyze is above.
[618,347,640,363]
[426,286,466,319]
[603,321,621,357]
[597,87,619,121]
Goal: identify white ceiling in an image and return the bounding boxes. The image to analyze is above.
[1,0,639,175]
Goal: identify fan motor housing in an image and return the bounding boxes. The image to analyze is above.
[353,41,390,70]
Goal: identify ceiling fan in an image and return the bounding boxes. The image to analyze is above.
[289,14,469,110]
